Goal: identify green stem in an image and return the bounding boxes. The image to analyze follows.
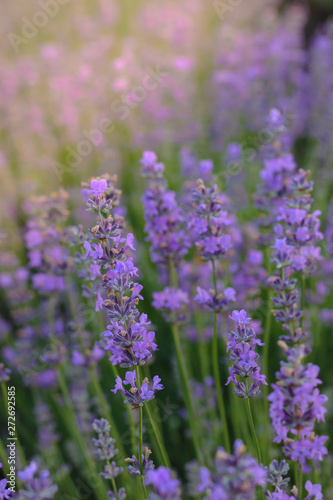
[246,397,265,500]
[141,475,148,499]
[246,396,262,465]
[142,365,164,436]
[139,405,143,472]
[211,260,231,453]
[138,403,147,500]
[297,461,303,500]
[262,249,273,463]
[169,260,203,463]
[171,323,203,463]
[135,366,148,499]
[107,458,119,499]
[144,402,171,468]
[212,312,230,452]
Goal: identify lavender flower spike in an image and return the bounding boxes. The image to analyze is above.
[226,309,267,398]
[196,440,266,499]
[145,466,182,499]
[92,418,125,499]
[17,461,58,499]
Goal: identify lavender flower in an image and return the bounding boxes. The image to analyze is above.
[112,371,163,408]
[196,440,266,499]
[152,287,189,322]
[125,448,154,476]
[92,418,124,496]
[304,481,323,500]
[82,176,161,374]
[254,109,297,245]
[141,151,190,268]
[194,286,236,313]
[266,460,290,492]
[226,310,267,398]
[265,160,328,474]
[189,178,232,261]
[145,466,182,499]
[0,462,12,499]
[274,169,323,274]
[17,461,58,499]
[0,363,10,383]
[24,189,72,293]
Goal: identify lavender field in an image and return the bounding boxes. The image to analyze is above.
[1,1,333,499]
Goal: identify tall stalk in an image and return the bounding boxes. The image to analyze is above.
[245,391,264,500]
[144,401,171,468]
[211,260,231,453]
[262,249,272,463]
[169,261,203,464]
[135,365,150,499]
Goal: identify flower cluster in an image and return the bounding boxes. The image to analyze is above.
[196,440,266,499]
[145,466,182,500]
[265,480,323,500]
[152,287,190,322]
[125,448,154,476]
[268,343,328,469]
[92,419,125,499]
[266,459,290,492]
[264,154,328,474]
[275,169,323,274]
[141,151,190,268]
[226,310,267,398]
[254,109,297,245]
[83,176,161,383]
[231,250,267,312]
[189,178,232,261]
[0,363,10,383]
[24,189,71,293]
[17,461,58,500]
[0,462,12,499]
[112,371,163,408]
[194,285,236,313]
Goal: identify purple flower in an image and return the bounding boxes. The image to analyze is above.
[194,286,236,313]
[81,175,161,375]
[0,478,11,500]
[111,371,163,408]
[145,467,181,499]
[304,481,323,500]
[23,190,71,294]
[18,462,58,499]
[152,287,189,323]
[0,463,11,500]
[125,448,154,477]
[89,178,108,196]
[229,309,251,324]
[226,313,266,398]
[196,440,266,499]
[92,418,123,485]
[0,363,11,384]
[141,151,190,268]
